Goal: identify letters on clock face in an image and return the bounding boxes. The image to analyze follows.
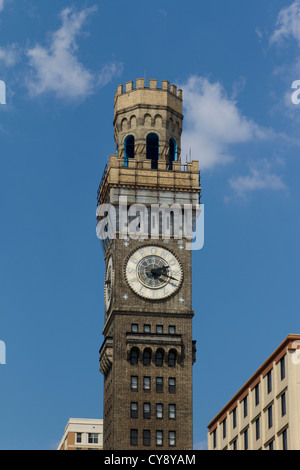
[125,245,183,300]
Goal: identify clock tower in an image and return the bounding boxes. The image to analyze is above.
[97,79,201,450]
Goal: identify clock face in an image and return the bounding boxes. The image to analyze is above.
[105,256,113,310]
[125,245,183,300]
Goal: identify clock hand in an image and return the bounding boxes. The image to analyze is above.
[150,268,178,281]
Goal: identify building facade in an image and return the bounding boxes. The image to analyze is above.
[97,79,200,450]
[57,418,103,450]
[207,334,300,450]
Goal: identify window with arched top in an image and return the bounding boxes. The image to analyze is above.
[130,347,139,365]
[168,350,177,367]
[146,133,159,169]
[155,349,164,367]
[124,135,135,167]
[143,349,152,366]
[169,138,177,170]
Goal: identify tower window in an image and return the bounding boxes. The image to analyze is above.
[130,347,139,365]
[168,350,177,367]
[124,135,135,167]
[169,138,177,170]
[146,133,159,169]
[143,376,151,391]
[155,349,164,366]
[143,403,151,419]
[156,430,163,446]
[143,430,151,446]
[131,376,138,391]
[130,429,138,446]
[156,403,163,419]
[143,349,152,366]
[169,377,176,393]
[130,402,138,418]
[169,431,176,447]
[156,377,163,392]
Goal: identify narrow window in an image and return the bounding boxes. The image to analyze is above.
[143,403,151,419]
[130,429,138,446]
[169,404,176,419]
[155,349,164,366]
[143,430,150,446]
[212,429,217,449]
[169,325,176,334]
[168,350,176,367]
[244,429,248,450]
[222,418,227,439]
[169,431,176,447]
[130,348,139,365]
[169,377,176,393]
[243,396,248,418]
[124,135,135,167]
[232,438,237,450]
[130,402,138,418]
[282,429,287,450]
[268,405,273,429]
[156,377,163,392]
[267,370,272,394]
[156,403,163,419]
[156,325,163,334]
[143,376,151,391]
[156,430,163,446]
[144,324,151,333]
[76,433,82,443]
[143,349,151,366]
[168,138,177,170]
[281,392,286,416]
[255,383,260,406]
[131,323,138,333]
[255,417,260,440]
[131,376,138,391]
[232,407,237,429]
[146,133,159,169]
[280,356,285,380]
[269,440,274,450]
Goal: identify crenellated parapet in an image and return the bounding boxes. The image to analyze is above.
[113,79,183,166]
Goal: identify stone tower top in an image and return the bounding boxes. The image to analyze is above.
[113,79,183,167]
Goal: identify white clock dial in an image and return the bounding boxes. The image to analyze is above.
[104,256,113,310]
[125,245,183,300]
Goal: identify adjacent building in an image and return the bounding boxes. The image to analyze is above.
[207,334,300,450]
[57,418,103,450]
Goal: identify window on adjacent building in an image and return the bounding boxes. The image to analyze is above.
[88,433,98,444]
[76,433,82,443]
[268,440,274,450]
[222,418,227,439]
[281,392,286,416]
[282,429,288,450]
[243,428,248,450]
[232,438,237,450]
[267,370,272,394]
[243,396,248,418]
[280,356,286,380]
[232,407,237,429]
[255,383,260,406]
[255,416,260,440]
[267,405,273,429]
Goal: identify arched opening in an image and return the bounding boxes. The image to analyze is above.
[169,138,177,170]
[130,347,139,365]
[155,349,164,367]
[146,133,159,169]
[168,350,177,367]
[143,349,152,366]
[124,135,135,167]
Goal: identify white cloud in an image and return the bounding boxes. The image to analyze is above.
[270,0,300,46]
[26,6,122,100]
[228,159,286,200]
[0,0,4,12]
[0,44,19,67]
[180,75,271,170]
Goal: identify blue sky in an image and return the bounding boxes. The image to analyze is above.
[0,0,299,450]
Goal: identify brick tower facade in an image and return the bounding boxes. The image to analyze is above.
[97,79,201,450]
